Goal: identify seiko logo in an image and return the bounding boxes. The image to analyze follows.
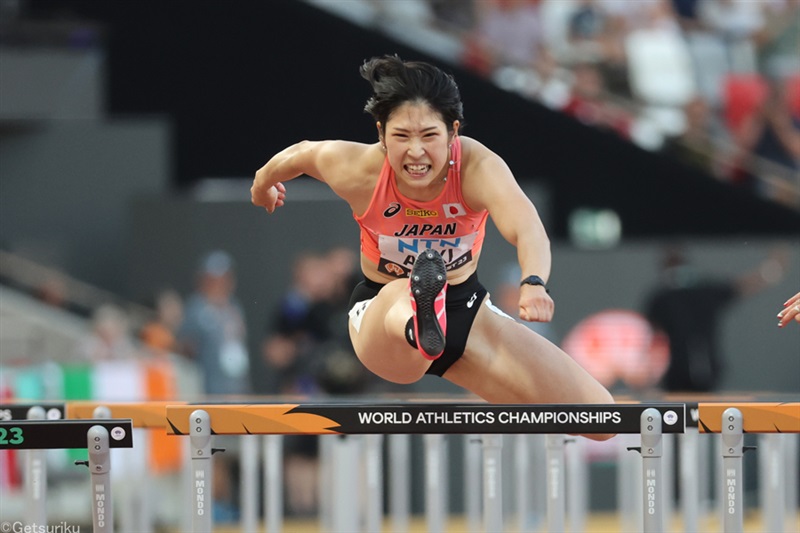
[406,208,438,218]
[383,203,402,217]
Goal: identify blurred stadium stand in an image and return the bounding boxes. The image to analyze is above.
[8,0,799,241]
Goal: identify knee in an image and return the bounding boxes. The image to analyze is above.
[355,346,430,385]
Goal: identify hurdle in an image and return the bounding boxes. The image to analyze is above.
[0,402,66,527]
[696,402,800,533]
[5,397,796,531]
[166,401,685,533]
[67,401,191,533]
[69,400,298,533]
[0,416,134,533]
[612,399,800,533]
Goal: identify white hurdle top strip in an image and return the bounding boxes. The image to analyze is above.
[165,403,685,436]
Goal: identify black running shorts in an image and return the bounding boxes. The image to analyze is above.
[348,272,487,377]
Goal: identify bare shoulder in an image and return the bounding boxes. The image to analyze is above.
[459,136,513,182]
[459,136,519,211]
[310,140,383,208]
[459,136,506,173]
[318,140,382,183]
[310,140,373,173]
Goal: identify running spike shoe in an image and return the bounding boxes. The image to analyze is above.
[409,249,448,360]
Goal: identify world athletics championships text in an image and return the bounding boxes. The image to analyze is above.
[357,411,623,425]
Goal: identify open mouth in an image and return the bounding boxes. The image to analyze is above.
[405,164,431,177]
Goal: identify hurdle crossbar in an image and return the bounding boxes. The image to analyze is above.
[165,402,686,435]
[66,401,182,428]
[0,402,66,421]
[694,402,800,433]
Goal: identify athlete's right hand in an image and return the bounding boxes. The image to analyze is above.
[251,182,286,214]
[519,284,554,323]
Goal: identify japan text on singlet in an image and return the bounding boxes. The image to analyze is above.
[354,137,489,278]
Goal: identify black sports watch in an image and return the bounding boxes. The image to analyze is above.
[520,275,549,293]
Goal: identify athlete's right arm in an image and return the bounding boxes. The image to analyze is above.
[252,140,320,213]
[251,140,371,213]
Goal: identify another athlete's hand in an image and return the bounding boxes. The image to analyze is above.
[251,182,286,214]
[778,291,800,328]
[518,285,554,322]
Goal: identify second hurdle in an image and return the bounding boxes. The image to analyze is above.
[165,402,685,533]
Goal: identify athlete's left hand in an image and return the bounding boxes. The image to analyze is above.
[778,291,800,328]
[519,285,554,322]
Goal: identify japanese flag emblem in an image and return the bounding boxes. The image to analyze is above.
[443,203,466,218]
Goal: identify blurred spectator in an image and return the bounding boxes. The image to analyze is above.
[375,0,434,25]
[34,273,68,309]
[177,250,250,396]
[729,76,800,192]
[139,288,183,358]
[78,303,137,361]
[319,246,360,326]
[670,0,704,31]
[261,251,333,395]
[261,252,327,517]
[31,270,87,316]
[643,244,789,392]
[429,0,477,35]
[212,453,240,523]
[566,0,626,68]
[175,250,249,523]
[661,94,730,175]
[597,0,671,94]
[560,61,633,138]
[755,0,800,79]
[697,0,765,73]
[464,0,545,77]
[624,0,693,108]
[260,246,368,516]
[262,247,366,396]
[444,0,794,206]
[527,46,574,109]
[568,0,608,47]
[599,0,665,30]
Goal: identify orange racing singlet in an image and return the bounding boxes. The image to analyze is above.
[354,137,489,278]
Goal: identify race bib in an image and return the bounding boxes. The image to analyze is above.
[376,233,477,278]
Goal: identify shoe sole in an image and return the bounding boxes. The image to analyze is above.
[411,249,447,359]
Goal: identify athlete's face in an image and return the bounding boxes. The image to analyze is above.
[380,102,459,196]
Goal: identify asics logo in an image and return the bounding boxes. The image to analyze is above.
[467,292,478,308]
[383,202,402,217]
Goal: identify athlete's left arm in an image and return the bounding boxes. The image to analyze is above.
[461,140,554,322]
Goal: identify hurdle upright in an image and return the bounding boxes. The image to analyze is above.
[0,417,134,533]
[166,401,684,533]
[0,402,66,527]
[696,401,800,533]
[67,400,191,533]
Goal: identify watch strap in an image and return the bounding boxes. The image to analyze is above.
[520,275,549,293]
